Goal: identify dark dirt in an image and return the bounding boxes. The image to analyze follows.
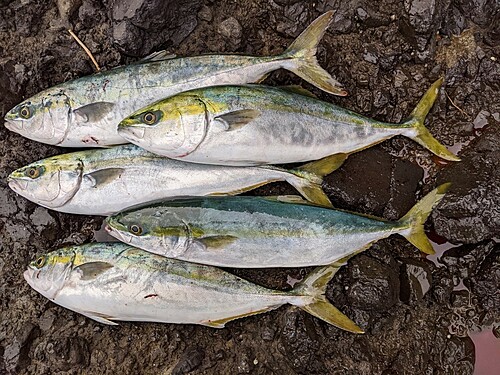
[0,0,499,374]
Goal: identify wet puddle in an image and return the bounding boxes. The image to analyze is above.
[426,230,461,266]
[471,328,500,375]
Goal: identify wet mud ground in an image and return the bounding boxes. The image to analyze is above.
[0,0,499,374]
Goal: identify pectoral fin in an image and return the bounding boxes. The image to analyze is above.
[83,168,125,188]
[201,306,279,328]
[75,261,114,280]
[73,102,115,123]
[214,109,260,131]
[198,235,238,250]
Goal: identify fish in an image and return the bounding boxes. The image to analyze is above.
[4,12,345,147]
[105,183,450,268]
[7,145,345,215]
[117,78,460,166]
[24,242,363,333]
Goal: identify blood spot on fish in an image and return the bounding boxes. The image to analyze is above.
[82,136,99,145]
[103,80,110,92]
[144,294,158,299]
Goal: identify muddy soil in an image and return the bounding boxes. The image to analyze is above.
[0,0,499,374]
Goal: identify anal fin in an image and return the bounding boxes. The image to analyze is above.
[201,306,279,328]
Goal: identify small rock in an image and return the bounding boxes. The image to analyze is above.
[404,0,437,34]
[399,258,433,303]
[218,17,242,43]
[433,125,500,243]
[30,207,54,228]
[3,323,39,373]
[38,309,57,332]
[46,337,90,371]
[356,7,368,21]
[197,5,212,22]
[278,311,321,373]
[109,0,202,56]
[172,347,204,375]
[471,243,500,314]
[347,255,400,311]
[473,110,489,129]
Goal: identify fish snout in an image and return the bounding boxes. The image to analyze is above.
[118,125,146,141]
[23,268,38,285]
[4,119,21,132]
[8,177,28,192]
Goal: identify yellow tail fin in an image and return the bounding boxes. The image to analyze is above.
[283,11,347,96]
[293,265,364,333]
[286,153,348,207]
[403,78,460,161]
[399,183,451,254]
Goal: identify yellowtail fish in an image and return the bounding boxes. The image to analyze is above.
[118,79,459,165]
[106,184,450,268]
[7,145,345,215]
[24,242,364,333]
[4,12,345,147]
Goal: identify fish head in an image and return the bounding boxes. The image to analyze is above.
[4,89,73,145]
[24,248,77,300]
[8,155,84,208]
[118,93,214,158]
[106,207,191,257]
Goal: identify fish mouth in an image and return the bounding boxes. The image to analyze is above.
[105,219,133,243]
[118,126,146,141]
[4,119,22,132]
[111,230,133,244]
[8,177,28,192]
[23,268,39,287]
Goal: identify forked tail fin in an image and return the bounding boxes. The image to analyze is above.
[402,78,460,161]
[285,153,348,207]
[399,183,451,254]
[283,11,347,96]
[292,265,364,333]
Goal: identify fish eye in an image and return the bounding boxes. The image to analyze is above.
[19,105,33,119]
[34,255,46,269]
[25,166,43,179]
[140,111,161,125]
[129,224,143,235]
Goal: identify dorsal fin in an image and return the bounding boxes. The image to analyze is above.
[136,50,177,64]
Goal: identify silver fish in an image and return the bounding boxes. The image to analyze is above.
[4,12,345,147]
[118,79,459,165]
[24,242,363,332]
[7,145,345,215]
[106,184,450,268]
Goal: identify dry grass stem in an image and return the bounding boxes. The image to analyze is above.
[68,29,101,72]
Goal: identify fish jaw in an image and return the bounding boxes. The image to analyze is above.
[117,125,146,143]
[105,218,133,244]
[7,176,29,193]
[4,118,22,132]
